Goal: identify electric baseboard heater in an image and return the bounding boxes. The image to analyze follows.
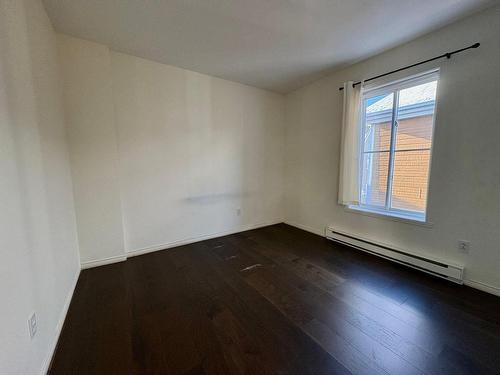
[325,227,464,284]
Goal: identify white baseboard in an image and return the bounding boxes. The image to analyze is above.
[127,219,284,258]
[78,219,500,299]
[80,254,127,270]
[40,267,80,375]
[284,221,324,236]
[464,279,500,297]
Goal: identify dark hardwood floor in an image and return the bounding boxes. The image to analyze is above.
[49,224,500,375]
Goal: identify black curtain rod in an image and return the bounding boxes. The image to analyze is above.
[338,42,480,91]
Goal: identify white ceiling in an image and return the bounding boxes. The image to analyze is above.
[43,0,496,93]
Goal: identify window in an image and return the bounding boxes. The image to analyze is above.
[351,70,438,222]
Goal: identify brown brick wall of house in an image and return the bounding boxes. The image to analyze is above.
[373,115,432,212]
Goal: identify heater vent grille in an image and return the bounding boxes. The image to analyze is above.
[326,227,464,283]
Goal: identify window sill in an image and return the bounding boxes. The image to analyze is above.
[345,205,434,228]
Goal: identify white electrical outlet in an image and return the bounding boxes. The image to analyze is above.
[458,240,470,253]
[28,312,37,339]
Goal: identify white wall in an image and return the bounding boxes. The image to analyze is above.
[58,36,285,263]
[112,52,285,253]
[284,5,500,294]
[58,36,125,266]
[0,0,80,374]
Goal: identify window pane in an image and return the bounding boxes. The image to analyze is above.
[356,73,438,219]
[395,81,436,151]
[391,149,431,213]
[360,151,389,208]
[363,93,393,152]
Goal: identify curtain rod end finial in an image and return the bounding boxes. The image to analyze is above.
[472,42,480,48]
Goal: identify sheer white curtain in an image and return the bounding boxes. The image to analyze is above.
[338,81,362,205]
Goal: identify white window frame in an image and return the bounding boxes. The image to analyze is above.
[349,69,439,223]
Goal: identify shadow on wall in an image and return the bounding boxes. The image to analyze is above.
[184,191,251,204]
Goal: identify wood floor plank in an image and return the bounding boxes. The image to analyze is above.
[208,236,424,375]
[229,233,474,375]
[175,242,351,375]
[49,264,137,375]
[126,252,204,374]
[49,224,500,375]
[255,224,500,373]
[168,245,289,375]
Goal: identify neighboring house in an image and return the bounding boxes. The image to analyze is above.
[362,82,436,212]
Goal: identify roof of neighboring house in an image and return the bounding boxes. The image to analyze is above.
[366,81,437,113]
